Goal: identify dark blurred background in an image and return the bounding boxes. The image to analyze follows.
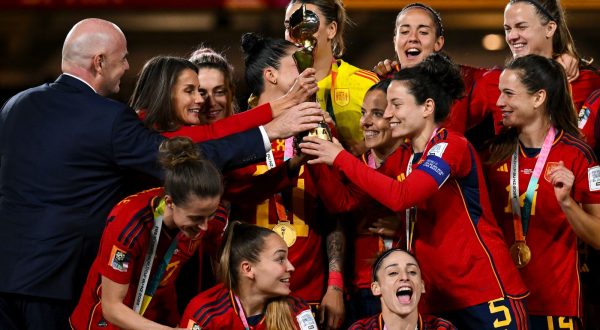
[1,0,599,107]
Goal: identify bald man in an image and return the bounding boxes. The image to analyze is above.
[0,18,320,329]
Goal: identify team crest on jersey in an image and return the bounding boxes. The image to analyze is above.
[543,162,561,182]
[109,245,130,272]
[187,320,202,330]
[578,106,591,129]
[427,142,448,158]
[334,88,350,106]
[588,166,600,191]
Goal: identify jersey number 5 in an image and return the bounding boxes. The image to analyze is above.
[488,298,512,328]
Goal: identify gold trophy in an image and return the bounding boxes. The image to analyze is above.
[287,4,332,142]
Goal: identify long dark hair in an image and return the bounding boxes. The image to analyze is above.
[130,56,198,132]
[393,52,464,124]
[218,222,296,330]
[488,54,580,164]
[158,137,223,205]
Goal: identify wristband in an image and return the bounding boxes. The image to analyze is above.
[327,271,344,290]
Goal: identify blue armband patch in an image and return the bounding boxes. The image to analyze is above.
[416,155,451,187]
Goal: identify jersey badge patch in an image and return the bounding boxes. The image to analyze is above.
[588,166,600,191]
[109,245,130,272]
[297,309,318,330]
[186,320,202,330]
[543,162,561,182]
[427,142,448,158]
[334,88,350,106]
[578,106,590,129]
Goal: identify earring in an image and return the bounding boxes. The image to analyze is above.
[272,78,277,84]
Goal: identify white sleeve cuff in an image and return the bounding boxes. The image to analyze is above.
[258,126,272,152]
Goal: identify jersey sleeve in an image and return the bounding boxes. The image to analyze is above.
[424,131,472,180]
[96,202,146,284]
[288,295,318,330]
[332,133,471,212]
[179,294,203,328]
[466,69,502,132]
[579,89,600,149]
[333,150,439,212]
[443,65,487,134]
[307,163,371,213]
[570,146,600,205]
[161,103,273,143]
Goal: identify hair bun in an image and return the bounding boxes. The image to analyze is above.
[419,52,465,100]
[241,32,265,62]
[158,137,201,170]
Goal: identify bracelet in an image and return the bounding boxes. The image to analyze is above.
[327,271,344,290]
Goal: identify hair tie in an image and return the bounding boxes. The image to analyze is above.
[400,3,445,36]
[516,0,557,22]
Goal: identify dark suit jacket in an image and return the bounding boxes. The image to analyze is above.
[0,74,264,300]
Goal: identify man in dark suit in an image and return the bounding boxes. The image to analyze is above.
[0,18,321,329]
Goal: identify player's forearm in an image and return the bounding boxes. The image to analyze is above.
[102,301,173,330]
[562,201,600,249]
[326,220,345,275]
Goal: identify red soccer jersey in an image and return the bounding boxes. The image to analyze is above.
[444,65,488,134]
[179,283,316,330]
[223,139,326,303]
[484,130,600,317]
[467,68,600,135]
[349,313,456,330]
[70,188,203,329]
[579,89,600,149]
[309,146,411,290]
[332,128,528,313]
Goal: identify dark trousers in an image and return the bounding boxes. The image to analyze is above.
[0,293,73,330]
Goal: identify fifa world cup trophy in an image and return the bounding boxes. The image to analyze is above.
[287,4,332,142]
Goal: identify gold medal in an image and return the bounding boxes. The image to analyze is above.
[273,221,297,247]
[308,126,331,141]
[510,241,531,268]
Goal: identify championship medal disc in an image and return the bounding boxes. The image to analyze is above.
[273,221,297,247]
[308,127,331,141]
[509,241,531,268]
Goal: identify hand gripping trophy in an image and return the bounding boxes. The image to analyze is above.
[287,4,332,142]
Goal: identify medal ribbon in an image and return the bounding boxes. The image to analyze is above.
[138,236,178,315]
[509,127,556,241]
[133,198,165,314]
[234,293,251,330]
[367,152,394,250]
[264,153,289,223]
[404,129,440,251]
